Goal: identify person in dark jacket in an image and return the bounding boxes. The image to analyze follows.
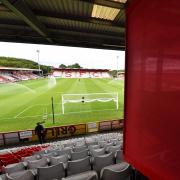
[35,122,45,144]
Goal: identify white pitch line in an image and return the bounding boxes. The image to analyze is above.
[61,108,116,115]
[13,103,60,118]
[14,105,34,118]
[1,108,118,121]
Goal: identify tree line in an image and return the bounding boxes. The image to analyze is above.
[0,57,51,75]
[0,56,123,77]
[59,63,82,69]
[0,57,83,75]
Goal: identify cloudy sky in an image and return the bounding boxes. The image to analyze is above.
[0,42,125,70]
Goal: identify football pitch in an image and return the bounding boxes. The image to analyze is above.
[0,78,124,132]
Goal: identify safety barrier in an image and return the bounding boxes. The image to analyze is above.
[0,119,123,147]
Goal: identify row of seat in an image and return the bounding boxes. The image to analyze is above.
[1,162,132,180]
[0,145,49,172]
[0,132,126,180]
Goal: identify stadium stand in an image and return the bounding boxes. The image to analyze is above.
[0,67,40,83]
[0,132,133,180]
[52,68,112,79]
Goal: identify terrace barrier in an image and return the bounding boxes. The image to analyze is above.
[0,119,123,147]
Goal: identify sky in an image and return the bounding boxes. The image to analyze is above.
[0,42,125,70]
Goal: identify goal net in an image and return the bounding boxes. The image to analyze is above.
[61,92,118,114]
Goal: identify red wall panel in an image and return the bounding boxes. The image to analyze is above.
[124,0,180,179]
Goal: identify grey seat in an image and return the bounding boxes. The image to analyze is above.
[42,152,54,158]
[86,141,98,146]
[0,174,7,180]
[71,149,88,160]
[22,155,41,162]
[59,147,72,157]
[115,150,123,163]
[63,143,74,148]
[91,148,105,157]
[104,142,114,151]
[110,139,119,145]
[62,171,98,180]
[89,145,101,152]
[107,145,121,155]
[37,163,65,180]
[50,154,68,169]
[27,157,48,170]
[5,170,34,180]
[67,156,91,176]
[92,153,114,175]
[52,150,63,156]
[73,146,87,152]
[116,141,122,146]
[4,162,25,174]
[100,162,132,180]
[98,141,107,148]
[75,141,86,147]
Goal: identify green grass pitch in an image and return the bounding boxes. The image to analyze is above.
[0,78,124,132]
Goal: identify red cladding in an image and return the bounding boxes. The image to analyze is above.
[124,0,180,179]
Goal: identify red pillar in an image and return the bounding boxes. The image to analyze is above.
[124,0,180,179]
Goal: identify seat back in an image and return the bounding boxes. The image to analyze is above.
[71,149,88,160]
[110,139,118,145]
[93,153,114,175]
[115,150,123,163]
[73,146,87,152]
[27,157,48,169]
[41,152,55,160]
[50,154,68,165]
[100,163,132,180]
[38,163,65,180]
[89,145,101,152]
[22,155,41,162]
[91,148,105,157]
[75,141,86,147]
[98,141,107,148]
[104,142,114,151]
[62,171,98,180]
[107,145,121,155]
[63,143,74,148]
[59,148,72,156]
[86,141,98,147]
[4,162,25,174]
[6,170,34,180]
[67,156,91,176]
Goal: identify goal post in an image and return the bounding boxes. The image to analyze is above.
[61,92,118,114]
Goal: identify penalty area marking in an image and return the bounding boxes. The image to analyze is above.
[14,105,34,118]
[14,103,55,118]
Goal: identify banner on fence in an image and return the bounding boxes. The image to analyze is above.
[19,131,32,139]
[56,124,86,138]
[87,122,98,133]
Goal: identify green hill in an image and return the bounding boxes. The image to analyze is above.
[0,57,51,74]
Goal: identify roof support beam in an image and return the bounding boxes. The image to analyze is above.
[34,11,125,28]
[0,37,125,50]
[0,23,124,42]
[1,0,53,43]
[79,0,125,9]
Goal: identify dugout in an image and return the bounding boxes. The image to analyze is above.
[0,0,180,179]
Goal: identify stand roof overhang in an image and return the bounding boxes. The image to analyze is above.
[0,0,127,50]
